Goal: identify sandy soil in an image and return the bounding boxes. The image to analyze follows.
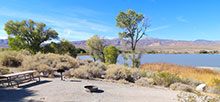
[0,78,180,102]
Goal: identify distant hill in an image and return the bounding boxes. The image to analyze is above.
[70,37,220,47]
[0,39,9,48]
[1,38,220,52]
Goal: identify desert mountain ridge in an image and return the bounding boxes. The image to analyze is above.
[1,38,220,52]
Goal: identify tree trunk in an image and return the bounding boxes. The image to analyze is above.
[101,52,105,63]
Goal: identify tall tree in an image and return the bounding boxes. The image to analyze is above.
[5,19,58,54]
[116,9,150,67]
[86,35,106,62]
[104,46,119,64]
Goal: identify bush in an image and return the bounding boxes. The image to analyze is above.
[70,65,104,79]
[199,50,208,54]
[0,55,21,67]
[177,92,220,102]
[170,83,193,92]
[0,50,31,67]
[95,62,107,71]
[105,65,134,82]
[135,77,154,86]
[181,78,202,88]
[22,53,79,77]
[207,79,220,95]
[41,40,78,58]
[131,69,155,81]
[152,71,181,87]
[0,68,10,75]
[83,59,93,64]
[104,46,119,64]
[208,86,220,95]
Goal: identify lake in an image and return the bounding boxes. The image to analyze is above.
[78,54,220,68]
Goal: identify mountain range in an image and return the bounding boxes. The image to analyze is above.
[1,38,220,52]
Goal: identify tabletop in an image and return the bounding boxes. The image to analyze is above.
[0,70,37,78]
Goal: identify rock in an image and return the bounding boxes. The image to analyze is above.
[196,84,206,92]
[170,83,193,92]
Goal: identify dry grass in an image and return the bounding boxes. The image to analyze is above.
[0,68,10,75]
[105,64,134,82]
[0,50,30,67]
[70,65,104,79]
[140,63,220,86]
[21,53,79,77]
[170,83,193,92]
[0,51,80,77]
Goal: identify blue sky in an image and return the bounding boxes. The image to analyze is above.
[0,0,220,41]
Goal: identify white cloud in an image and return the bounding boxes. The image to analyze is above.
[176,16,189,23]
[58,29,94,40]
[0,36,7,39]
[148,25,170,32]
[0,29,7,39]
[0,8,114,40]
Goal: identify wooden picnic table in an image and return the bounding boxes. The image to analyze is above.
[0,70,40,87]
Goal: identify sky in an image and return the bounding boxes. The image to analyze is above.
[0,0,220,41]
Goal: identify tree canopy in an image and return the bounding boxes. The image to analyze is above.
[104,46,119,64]
[86,35,107,62]
[116,9,149,52]
[42,39,77,58]
[116,9,150,67]
[5,19,58,54]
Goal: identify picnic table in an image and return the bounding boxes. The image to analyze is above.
[0,70,40,87]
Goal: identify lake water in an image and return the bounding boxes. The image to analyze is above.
[78,54,220,68]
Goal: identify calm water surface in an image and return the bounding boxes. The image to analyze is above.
[78,54,220,68]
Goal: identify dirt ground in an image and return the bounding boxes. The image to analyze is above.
[0,78,180,102]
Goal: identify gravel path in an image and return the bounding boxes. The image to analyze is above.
[0,78,180,102]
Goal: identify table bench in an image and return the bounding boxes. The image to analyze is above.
[0,70,40,87]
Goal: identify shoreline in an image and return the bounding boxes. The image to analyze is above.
[196,66,220,72]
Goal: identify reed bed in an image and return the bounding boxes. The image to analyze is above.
[140,63,220,86]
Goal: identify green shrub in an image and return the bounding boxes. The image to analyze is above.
[105,65,134,82]
[70,65,104,79]
[199,50,208,54]
[41,40,78,58]
[104,46,119,64]
[152,71,181,87]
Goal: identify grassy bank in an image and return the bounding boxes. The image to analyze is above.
[140,63,220,86]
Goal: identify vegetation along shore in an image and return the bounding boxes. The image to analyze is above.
[1,8,220,102]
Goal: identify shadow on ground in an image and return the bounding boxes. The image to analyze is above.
[92,89,104,93]
[0,87,35,102]
[20,80,51,89]
[68,79,82,82]
[0,80,51,101]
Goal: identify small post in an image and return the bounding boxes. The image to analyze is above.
[60,72,63,80]
[57,69,65,81]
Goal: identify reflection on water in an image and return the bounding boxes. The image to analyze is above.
[78,54,220,68]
